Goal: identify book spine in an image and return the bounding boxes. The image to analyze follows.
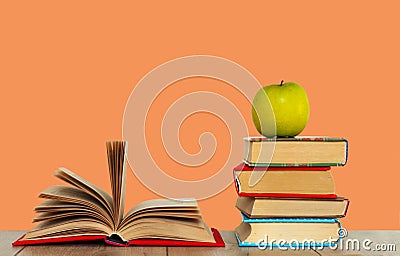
[344,139,349,165]
[233,168,337,199]
[237,191,338,199]
[241,214,340,223]
[234,164,331,171]
[233,172,241,195]
[343,199,350,217]
[243,137,349,167]
[244,136,347,142]
[244,161,346,167]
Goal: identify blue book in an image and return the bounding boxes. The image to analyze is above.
[235,215,343,248]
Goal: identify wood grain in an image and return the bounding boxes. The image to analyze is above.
[1,230,398,256]
[0,231,25,256]
[247,248,320,256]
[16,245,166,256]
[168,231,247,256]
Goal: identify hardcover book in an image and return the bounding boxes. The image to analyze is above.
[234,162,332,172]
[244,136,348,167]
[236,196,349,218]
[235,216,342,247]
[233,164,336,198]
[13,141,224,247]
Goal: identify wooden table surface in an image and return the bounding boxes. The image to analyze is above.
[1,230,399,256]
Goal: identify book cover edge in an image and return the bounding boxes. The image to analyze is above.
[12,228,225,247]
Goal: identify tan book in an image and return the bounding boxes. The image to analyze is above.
[234,168,336,198]
[13,141,224,247]
[235,220,341,246]
[236,196,349,218]
[244,136,348,167]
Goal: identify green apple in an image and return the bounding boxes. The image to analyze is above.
[252,81,310,137]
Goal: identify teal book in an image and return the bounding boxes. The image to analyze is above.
[235,215,343,247]
[243,136,348,167]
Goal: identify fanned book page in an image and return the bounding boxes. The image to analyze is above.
[13,141,224,247]
[106,141,126,229]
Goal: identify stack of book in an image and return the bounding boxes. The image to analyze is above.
[234,136,349,248]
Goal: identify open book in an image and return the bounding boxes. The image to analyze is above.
[13,141,224,247]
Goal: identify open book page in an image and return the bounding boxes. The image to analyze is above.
[21,217,112,241]
[106,141,127,229]
[119,217,214,242]
[119,198,200,228]
[117,198,215,243]
[34,200,112,224]
[39,186,113,228]
[54,168,113,220]
[35,200,82,212]
[124,198,198,215]
[117,198,201,230]
[24,194,115,240]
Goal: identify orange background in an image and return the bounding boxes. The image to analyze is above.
[1,1,399,230]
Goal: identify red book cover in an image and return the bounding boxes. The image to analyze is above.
[13,228,225,247]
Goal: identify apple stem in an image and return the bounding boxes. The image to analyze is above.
[280,80,284,86]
